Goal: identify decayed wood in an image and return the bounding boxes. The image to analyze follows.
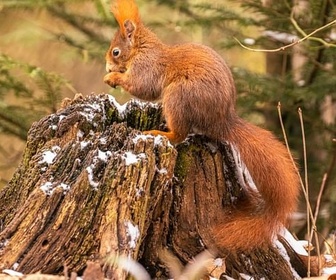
[0,94,308,279]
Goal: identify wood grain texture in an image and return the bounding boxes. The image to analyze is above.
[0,94,308,279]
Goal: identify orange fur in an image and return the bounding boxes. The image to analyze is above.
[213,120,299,251]
[111,0,140,37]
[104,0,300,252]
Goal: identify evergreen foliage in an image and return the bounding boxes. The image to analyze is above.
[0,54,72,139]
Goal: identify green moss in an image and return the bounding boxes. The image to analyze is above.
[105,107,120,124]
[174,142,202,181]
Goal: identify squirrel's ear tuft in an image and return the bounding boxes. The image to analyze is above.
[111,0,140,38]
[124,20,136,39]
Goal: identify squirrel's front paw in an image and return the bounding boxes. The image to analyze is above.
[104,73,120,88]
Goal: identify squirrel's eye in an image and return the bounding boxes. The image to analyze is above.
[112,48,121,57]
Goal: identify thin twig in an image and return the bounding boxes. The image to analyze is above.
[310,173,327,242]
[277,103,314,220]
[298,107,311,277]
[277,103,315,277]
[298,108,322,275]
[235,18,336,53]
[290,9,334,47]
[311,173,327,274]
[298,108,310,243]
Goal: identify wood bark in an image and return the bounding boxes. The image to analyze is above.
[0,94,309,279]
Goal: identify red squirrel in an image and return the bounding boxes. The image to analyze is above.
[104,0,300,251]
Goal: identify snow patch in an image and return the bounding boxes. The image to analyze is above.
[153,135,171,147]
[40,182,70,196]
[39,146,60,165]
[230,143,257,192]
[80,111,96,125]
[274,237,301,279]
[108,96,161,121]
[132,132,174,148]
[49,124,58,130]
[49,114,66,130]
[213,258,223,267]
[132,134,152,144]
[323,266,336,276]
[85,149,112,189]
[205,141,218,153]
[77,130,84,140]
[279,228,308,256]
[59,115,66,121]
[263,30,298,44]
[122,151,146,166]
[157,167,167,175]
[108,95,127,116]
[243,38,255,45]
[2,269,23,277]
[0,239,9,248]
[60,183,70,193]
[324,254,334,262]
[80,141,90,149]
[86,165,99,189]
[40,182,53,195]
[40,151,57,164]
[125,221,140,249]
[12,263,19,271]
[135,188,144,197]
[88,102,102,111]
[79,101,106,127]
[99,137,108,145]
[133,134,173,147]
[97,149,112,162]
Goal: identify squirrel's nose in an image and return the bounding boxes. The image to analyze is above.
[106,63,112,73]
[106,62,127,74]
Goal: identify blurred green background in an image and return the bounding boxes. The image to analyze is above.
[0,0,335,245]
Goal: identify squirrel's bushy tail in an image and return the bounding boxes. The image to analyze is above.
[214,119,300,251]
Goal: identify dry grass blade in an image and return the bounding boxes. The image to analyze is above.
[160,249,214,280]
[105,254,151,280]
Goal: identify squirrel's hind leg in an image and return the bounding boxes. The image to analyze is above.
[143,84,193,144]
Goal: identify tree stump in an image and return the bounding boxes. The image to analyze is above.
[0,94,308,279]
